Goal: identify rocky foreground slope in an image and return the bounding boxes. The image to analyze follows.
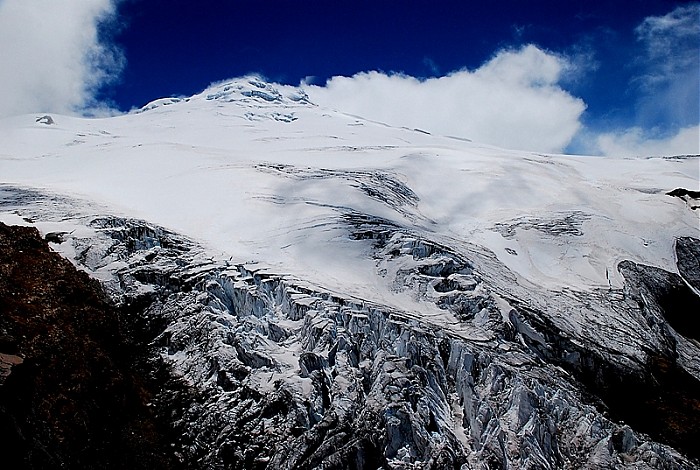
[0,184,698,469]
[0,222,183,469]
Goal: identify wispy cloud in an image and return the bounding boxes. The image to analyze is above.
[422,57,440,76]
[305,45,585,153]
[635,4,699,90]
[587,4,699,156]
[596,125,699,157]
[305,6,698,157]
[634,4,699,129]
[0,0,123,118]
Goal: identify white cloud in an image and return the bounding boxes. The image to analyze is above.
[577,5,700,157]
[635,3,699,88]
[0,0,122,118]
[595,125,699,157]
[304,45,586,153]
[633,4,699,129]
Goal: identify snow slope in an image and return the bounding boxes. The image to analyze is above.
[1,78,696,297]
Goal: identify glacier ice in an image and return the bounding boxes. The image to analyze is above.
[0,76,698,468]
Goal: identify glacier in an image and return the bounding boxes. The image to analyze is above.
[0,77,698,469]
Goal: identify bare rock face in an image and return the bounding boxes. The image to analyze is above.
[35,115,55,125]
[667,188,700,210]
[1,187,699,469]
[677,236,700,291]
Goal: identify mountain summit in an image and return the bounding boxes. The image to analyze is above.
[1,77,698,468]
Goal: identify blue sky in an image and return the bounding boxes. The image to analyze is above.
[108,1,690,123]
[0,0,698,156]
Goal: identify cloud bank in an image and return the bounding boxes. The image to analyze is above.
[596,125,699,157]
[305,45,586,154]
[0,0,122,118]
[305,5,699,157]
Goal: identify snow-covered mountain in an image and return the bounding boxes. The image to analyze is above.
[1,77,699,469]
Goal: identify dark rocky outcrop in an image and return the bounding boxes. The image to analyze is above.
[35,115,55,125]
[677,236,700,291]
[667,188,700,210]
[0,223,183,469]
[619,257,700,342]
